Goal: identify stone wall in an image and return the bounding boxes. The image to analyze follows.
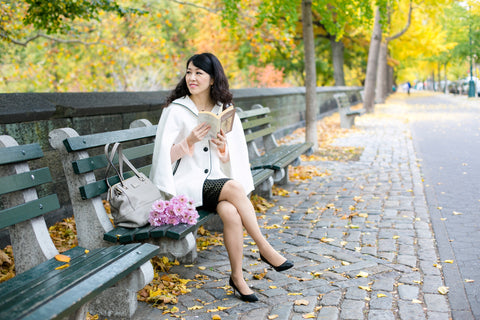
[0,86,362,246]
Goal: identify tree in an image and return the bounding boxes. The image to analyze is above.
[363,7,383,113]
[375,0,413,103]
[302,0,318,150]
[1,0,138,46]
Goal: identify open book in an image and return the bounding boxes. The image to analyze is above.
[198,106,235,139]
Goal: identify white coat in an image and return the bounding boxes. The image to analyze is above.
[150,96,254,207]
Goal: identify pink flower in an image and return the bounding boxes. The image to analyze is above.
[149,195,199,227]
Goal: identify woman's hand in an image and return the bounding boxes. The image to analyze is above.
[186,122,210,147]
[211,129,227,152]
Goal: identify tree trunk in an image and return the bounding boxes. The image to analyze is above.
[330,36,345,86]
[363,7,382,113]
[444,62,448,93]
[375,41,388,103]
[302,0,318,151]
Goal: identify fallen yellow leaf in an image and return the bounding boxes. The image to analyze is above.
[377,293,387,298]
[356,271,369,278]
[55,264,69,270]
[452,211,463,215]
[358,286,371,291]
[465,279,475,283]
[268,316,279,320]
[288,292,303,295]
[212,315,221,320]
[412,299,422,304]
[188,305,204,310]
[438,286,449,295]
[55,254,71,263]
[294,299,309,306]
[302,313,315,319]
[393,235,400,239]
[84,249,89,254]
[198,266,206,270]
[444,260,454,264]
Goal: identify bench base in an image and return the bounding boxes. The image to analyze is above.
[340,109,365,129]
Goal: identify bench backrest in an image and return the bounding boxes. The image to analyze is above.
[236,104,279,159]
[0,135,59,273]
[333,93,351,110]
[49,122,157,249]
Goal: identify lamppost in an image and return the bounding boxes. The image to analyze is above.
[468,5,476,97]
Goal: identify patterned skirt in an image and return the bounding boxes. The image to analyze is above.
[201,178,231,211]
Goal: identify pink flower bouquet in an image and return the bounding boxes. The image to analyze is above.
[148,195,199,226]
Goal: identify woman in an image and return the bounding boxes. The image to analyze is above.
[150,53,293,302]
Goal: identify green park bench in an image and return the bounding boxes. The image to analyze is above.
[0,135,158,320]
[333,92,366,129]
[49,120,214,265]
[237,104,313,193]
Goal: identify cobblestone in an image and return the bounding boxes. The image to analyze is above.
[133,105,453,319]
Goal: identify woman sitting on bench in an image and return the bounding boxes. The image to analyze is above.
[150,53,293,302]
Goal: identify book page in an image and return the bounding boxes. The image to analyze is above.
[198,106,235,139]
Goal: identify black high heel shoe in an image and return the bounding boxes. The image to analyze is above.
[229,277,258,302]
[260,254,294,272]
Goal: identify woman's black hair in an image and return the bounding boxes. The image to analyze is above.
[165,53,233,109]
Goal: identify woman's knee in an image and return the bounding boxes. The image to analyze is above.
[217,201,242,225]
[221,180,246,198]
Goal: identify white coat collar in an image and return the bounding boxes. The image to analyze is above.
[172,96,222,115]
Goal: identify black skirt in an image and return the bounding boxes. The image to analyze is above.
[200,178,230,211]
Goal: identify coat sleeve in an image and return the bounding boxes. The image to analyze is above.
[150,106,183,198]
[223,114,254,195]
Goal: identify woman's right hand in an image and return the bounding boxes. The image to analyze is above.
[186,122,210,147]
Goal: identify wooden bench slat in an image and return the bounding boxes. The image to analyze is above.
[244,126,276,143]
[241,116,273,130]
[237,107,271,119]
[72,143,155,174]
[80,165,152,199]
[272,143,313,170]
[251,168,274,186]
[0,194,60,229]
[104,210,213,243]
[0,246,120,305]
[0,243,158,320]
[25,243,157,320]
[0,246,86,300]
[63,126,157,152]
[0,167,52,195]
[0,143,43,165]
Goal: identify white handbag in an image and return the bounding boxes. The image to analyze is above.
[105,142,161,228]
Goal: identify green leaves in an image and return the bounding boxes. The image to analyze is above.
[22,0,142,34]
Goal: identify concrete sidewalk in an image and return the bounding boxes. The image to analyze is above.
[133,95,452,320]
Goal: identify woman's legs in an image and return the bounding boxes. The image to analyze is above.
[217,200,253,295]
[218,180,287,267]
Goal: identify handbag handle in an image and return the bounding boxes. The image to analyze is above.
[104,142,145,188]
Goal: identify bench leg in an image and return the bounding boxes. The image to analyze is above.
[87,261,154,319]
[273,167,289,185]
[61,303,88,320]
[148,232,197,264]
[254,176,274,199]
[340,114,356,129]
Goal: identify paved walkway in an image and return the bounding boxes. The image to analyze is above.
[134,93,455,320]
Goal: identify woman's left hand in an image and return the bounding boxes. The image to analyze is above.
[211,129,227,152]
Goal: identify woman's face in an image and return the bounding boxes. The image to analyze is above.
[185,62,213,97]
